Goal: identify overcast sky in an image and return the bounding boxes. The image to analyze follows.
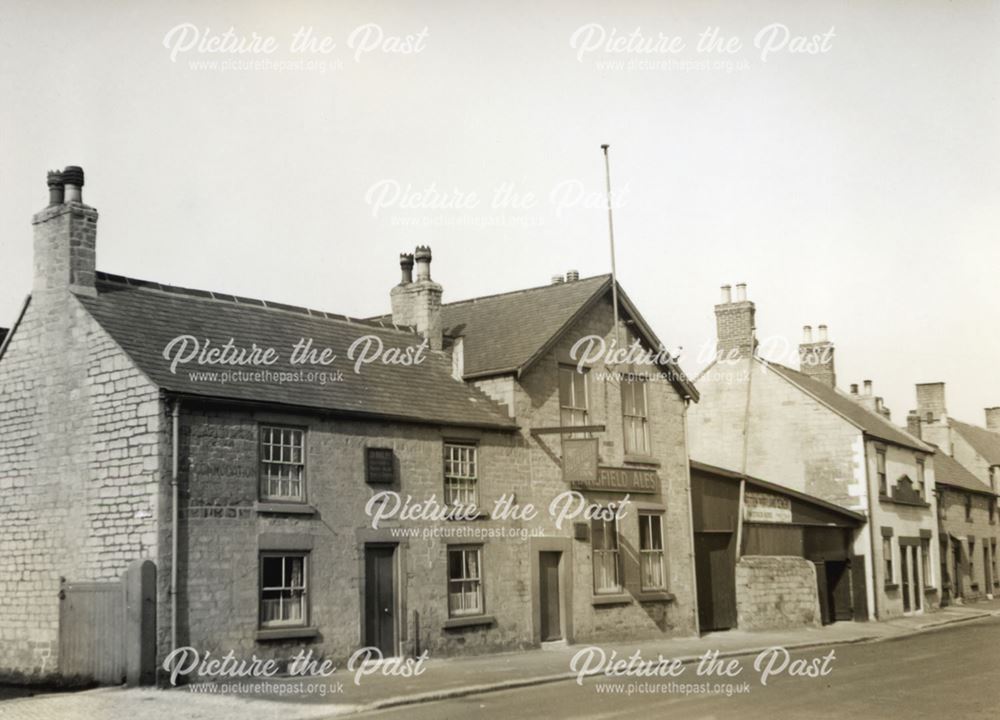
[1,0,997,425]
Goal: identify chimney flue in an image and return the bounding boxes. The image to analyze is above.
[62,165,84,203]
[863,380,873,396]
[551,275,565,284]
[817,324,828,342]
[720,285,732,304]
[850,383,859,395]
[566,270,580,282]
[802,325,813,343]
[735,283,747,302]
[399,253,414,285]
[985,407,1000,432]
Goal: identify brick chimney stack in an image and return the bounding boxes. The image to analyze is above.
[33,165,97,298]
[985,407,1000,433]
[915,382,947,423]
[798,323,836,387]
[714,282,756,359]
[390,246,443,350]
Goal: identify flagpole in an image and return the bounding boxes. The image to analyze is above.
[601,144,623,352]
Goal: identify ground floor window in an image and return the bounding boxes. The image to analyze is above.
[883,536,894,586]
[260,554,307,627]
[992,540,998,586]
[592,514,621,594]
[448,545,484,617]
[639,513,666,591]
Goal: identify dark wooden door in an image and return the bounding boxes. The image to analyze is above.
[826,560,853,621]
[850,555,869,620]
[539,552,562,641]
[816,562,831,625]
[364,546,396,655]
[695,532,737,631]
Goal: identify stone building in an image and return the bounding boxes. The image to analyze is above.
[688,284,939,622]
[0,167,698,683]
[906,384,1000,603]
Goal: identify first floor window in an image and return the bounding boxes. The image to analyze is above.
[448,546,483,617]
[639,513,665,591]
[622,378,650,455]
[921,538,932,587]
[592,514,621,594]
[444,443,478,507]
[876,450,887,496]
[883,536,893,585]
[916,459,925,499]
[260,554,307,627]
[559,365,590,431]
[260,425,305,501]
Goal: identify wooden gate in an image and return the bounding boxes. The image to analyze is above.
[58,560,157,685]
[58,581,126,684]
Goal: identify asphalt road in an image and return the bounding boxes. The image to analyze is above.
[359,617,1000,720]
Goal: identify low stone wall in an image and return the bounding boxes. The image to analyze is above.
[736,556,821,630]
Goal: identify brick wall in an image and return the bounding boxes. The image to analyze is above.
[0,292,162,679]
[735,556,820,630]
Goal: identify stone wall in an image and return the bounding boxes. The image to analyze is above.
[0,293,162,680]
[939,487,999,601]
[735,556,820,630]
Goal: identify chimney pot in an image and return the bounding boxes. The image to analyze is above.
[720,285,732,304]
[566,270,580,282]
[398,253,414,284]
[863,380,873,396]
[46,170,65,206]
[802,325,813,343]
[985,407,1000,432]
[735,283,747,302]
[551,275,565,284]
[850,383,858,395]
[62,165,84,203]
[817,324,828,342]
[414,245,432,281]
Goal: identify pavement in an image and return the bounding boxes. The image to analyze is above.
[3,599,1000,720]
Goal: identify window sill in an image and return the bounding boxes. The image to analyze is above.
[636,591,675,603]
[924,587,937,594]
[884,583,899,591]
[592,593,632,607]
[256,626,319,641]
[255,502,317,516]
[443,614,496,630]
[623,455,660,467]
[879,495,930,509]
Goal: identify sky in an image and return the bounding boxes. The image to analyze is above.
[0,0,997,425]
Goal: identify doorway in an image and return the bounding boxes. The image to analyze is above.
[900,542,923,615]
[364,545,397,656]
[539,552,562,641]
[820,560,852,624]
[694,532,737,631]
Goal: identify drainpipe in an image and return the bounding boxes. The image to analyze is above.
[170,398,181,656]
[864,444,880,621]
[682,397,700,636]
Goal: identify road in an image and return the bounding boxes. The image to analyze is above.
[359,617,1000,720]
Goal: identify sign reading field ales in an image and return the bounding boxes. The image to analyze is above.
[743,490,792,523]
[571,467,658,494]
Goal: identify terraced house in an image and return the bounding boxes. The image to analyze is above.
[0,167,698,685]
[687,284,939,625]
[907,383,1000,604]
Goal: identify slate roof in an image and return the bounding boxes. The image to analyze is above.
[75,274,516,429]
[950,418,1000,466]
[439,275,612,377]
[431,275,697,399]
[0,328,7,349]
[931,448,995,495]
[767,362,931,452]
